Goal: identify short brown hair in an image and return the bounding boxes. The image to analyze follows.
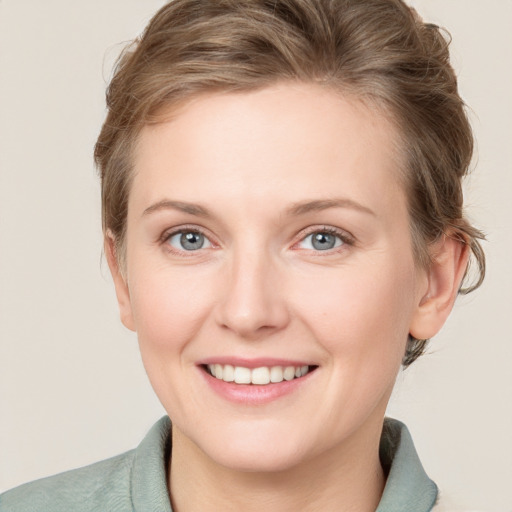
[95,0,485,366]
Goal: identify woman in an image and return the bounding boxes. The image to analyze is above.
[0,0,485,510]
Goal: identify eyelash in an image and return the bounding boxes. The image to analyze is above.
[160,225,215,256]
[294,226,355,253]
[159,225,354,256]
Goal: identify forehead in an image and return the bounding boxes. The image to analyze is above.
[131,83,405,217]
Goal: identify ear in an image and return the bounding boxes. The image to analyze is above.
[409,234,469,340]
[104,233,136,332]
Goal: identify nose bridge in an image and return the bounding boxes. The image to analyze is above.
[216,239,288,338]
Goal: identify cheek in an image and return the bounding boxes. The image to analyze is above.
[128,264,217,352]
[126,264,220,414]
[291,257,417,361]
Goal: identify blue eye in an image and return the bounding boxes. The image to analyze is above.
[299,231,344,251]
[167,231,212,251]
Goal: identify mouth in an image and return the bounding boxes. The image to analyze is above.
[203,363,318,385]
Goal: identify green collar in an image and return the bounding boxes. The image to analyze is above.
[377,418,438,511]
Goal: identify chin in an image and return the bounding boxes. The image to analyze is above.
[190,422,314,473]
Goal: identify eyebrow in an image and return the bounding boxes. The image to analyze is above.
[142,200,211,217]
[142,197,375,218]
[286,198,376,217]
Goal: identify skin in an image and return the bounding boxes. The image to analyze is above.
[106,83,468,512]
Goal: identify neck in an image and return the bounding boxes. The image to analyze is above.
[169,420,386,512]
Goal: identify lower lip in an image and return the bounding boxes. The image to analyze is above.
[199,367,316,405]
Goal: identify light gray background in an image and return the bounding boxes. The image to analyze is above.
[0,1,510,510]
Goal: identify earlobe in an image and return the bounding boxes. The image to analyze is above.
[104,233,136,332]
[409,234,470,340]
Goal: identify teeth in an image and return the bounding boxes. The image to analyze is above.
[207,364,311,385]
[251,367,270,385]
[234,366,251,384]
[283,366,295,381]
[223,364,234,382]
[270,366,283,383]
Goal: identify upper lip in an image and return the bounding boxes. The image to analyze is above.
[197,357,315,369]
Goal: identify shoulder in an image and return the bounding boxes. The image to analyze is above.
[0,450,136,512]
[0,416,172,512]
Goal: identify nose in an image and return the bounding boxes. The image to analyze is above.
[214,247,290,340]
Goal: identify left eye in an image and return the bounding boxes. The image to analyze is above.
[167,231,212,251]
[298,231,344,251]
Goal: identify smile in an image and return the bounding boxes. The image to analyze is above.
[206,364,312,385]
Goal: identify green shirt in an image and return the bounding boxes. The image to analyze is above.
[0,417,438,511]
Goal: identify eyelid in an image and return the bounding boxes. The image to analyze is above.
[159,224,217,254]
[293,225,355,250]
[158,224,355,255]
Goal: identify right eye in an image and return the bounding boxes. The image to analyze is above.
[166,230,212,252]
[298,231,344,251]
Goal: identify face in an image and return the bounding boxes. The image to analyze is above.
[113,83,429,472]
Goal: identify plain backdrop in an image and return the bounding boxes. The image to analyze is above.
[0,1,511,510]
